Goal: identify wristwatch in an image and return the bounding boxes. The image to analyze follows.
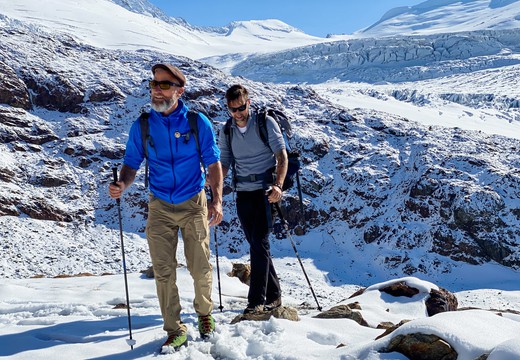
[273,183,283,191]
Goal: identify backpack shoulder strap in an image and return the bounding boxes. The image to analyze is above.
[257,108,269,147]
[187,110,200,153]
[187,110,206,173]
[139,112,150,158]
[223,117,233,144]
[223,117,232,135]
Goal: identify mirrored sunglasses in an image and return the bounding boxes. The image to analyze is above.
[149,80,181,90]
[228,103,247,113]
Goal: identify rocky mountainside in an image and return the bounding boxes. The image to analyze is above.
[0,10,519,281]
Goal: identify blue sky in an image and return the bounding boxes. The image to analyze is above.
[148,0,426,37]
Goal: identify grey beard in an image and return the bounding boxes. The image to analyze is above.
[151,98,174,113]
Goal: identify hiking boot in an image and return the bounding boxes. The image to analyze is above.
[243,304,265,314]
[265,297,282,311]
[160,332,187,354]
[198,314,215,338]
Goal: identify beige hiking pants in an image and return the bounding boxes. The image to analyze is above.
[146,190,213,336]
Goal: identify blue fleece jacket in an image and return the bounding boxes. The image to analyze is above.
[123,99,220,204]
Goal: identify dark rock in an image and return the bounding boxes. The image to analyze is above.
[426,288,458,316]
[375,320,411,340]
[311,140,329,158]
[385,333,458,360]
[364,225,382,244]
[40,174,70,187]
[18,200,74,222]
[0,108,59,145]
[79,157,92,168]
[23,71,85,113]
[0,61,31,110]
[112,303,130,309]
[140,266,154,278]
[349,288,367,298]
[86,81,125,103]
[0,195,20,216]
[100,146,125,160]
[380,281,419,298]
[313,304,369,326]
[231,306,299,324]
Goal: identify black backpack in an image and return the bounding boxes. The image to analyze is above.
[139,110,204,188]
[223,107,301,191]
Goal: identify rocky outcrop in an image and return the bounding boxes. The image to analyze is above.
[0,108,58,145]
[0,61,31,110]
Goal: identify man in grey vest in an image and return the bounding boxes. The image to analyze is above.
[219,84,288,313]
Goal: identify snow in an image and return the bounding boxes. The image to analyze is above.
[1,0,520,358]
[1,253,519,359]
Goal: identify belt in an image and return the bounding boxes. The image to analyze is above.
[235,168,274,183]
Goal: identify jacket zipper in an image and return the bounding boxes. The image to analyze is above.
[168,120,175,202]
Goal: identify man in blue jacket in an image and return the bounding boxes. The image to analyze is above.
[109,63,223,353]
[219,84,288,314]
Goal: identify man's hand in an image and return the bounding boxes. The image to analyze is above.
[206,162,223,226]
[208,199,223,226]
[109,165,136,199]
[109,181,126,199]
[266,185,283,203]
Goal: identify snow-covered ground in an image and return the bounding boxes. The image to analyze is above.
[1,245,519,359]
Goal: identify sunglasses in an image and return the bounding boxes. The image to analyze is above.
[228,103,247,113]
[149,80,181,90]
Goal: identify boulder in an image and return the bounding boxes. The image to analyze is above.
[426,288,458,316]
[231,306,299,324]
[314,304,368,326]
[384,333,457,360]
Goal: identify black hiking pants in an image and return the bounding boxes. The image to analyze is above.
[236,189,281,307]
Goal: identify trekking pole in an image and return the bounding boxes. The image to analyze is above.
[274,202,322,311]
[209,189,224,312]
[112,167,136,350]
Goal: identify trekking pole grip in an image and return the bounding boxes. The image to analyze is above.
[112,167,118,184]
[112,167,121,204]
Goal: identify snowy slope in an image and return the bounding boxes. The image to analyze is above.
[0,0,324,60]
[357,0,520,37]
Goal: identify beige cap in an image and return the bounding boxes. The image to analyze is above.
[151,63,186,87]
